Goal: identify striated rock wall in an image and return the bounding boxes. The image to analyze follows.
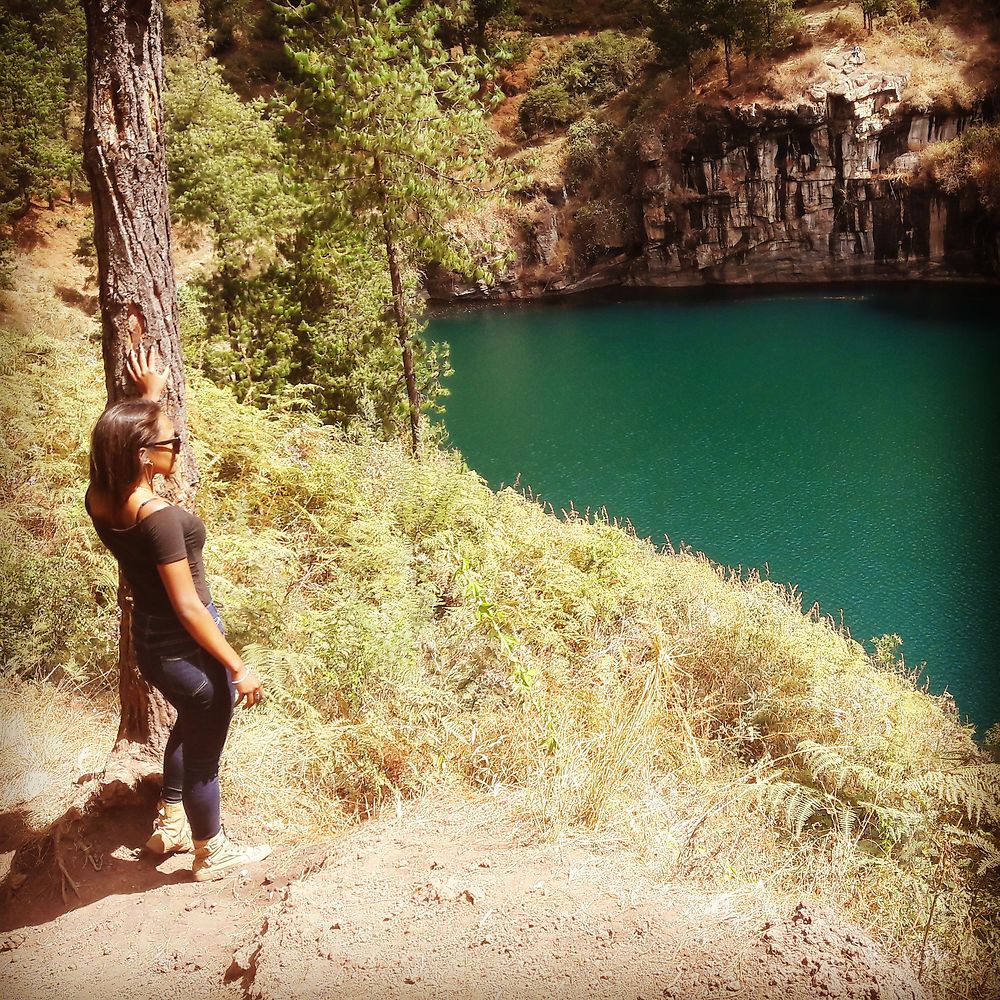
[432,84,999,300]
[631,81,997,288]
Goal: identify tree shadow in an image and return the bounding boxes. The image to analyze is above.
[0,797,192,934]
[55,286,99,317]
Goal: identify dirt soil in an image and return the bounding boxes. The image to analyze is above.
[0,793,926,1000]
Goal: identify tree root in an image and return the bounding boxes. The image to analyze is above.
[0,740,164,910]
[52,826,80,904]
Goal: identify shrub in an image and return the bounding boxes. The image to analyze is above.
[566,116,621,180]
[919,124,1000,216]
[572,198,630,258]
[520,30,655,135]
[536,30,655,104]
[518,82,576,135]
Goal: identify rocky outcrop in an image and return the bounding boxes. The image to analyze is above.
[631,80,996,288]
[431,83,999,300]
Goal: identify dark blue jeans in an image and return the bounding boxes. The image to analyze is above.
[133,603,234,841]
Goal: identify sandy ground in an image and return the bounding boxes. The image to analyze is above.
[0,793,927,1000]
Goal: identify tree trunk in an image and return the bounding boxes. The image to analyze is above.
[81,0,193,758]
[375,157,421,456]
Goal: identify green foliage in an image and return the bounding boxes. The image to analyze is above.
[275,0,506,446]
[0,324,118,686]
[535,30,655,102]
[921,124,1000,217]
[455,559,535,692]
[278,0,500,279]
[566,115,621,180]
[648,0,715,78]
[166,57,295,274]
[870,631,904,669]
[164,53,450,434]
[0,5,84,212]
[520,30,654,135]
[518,82,576,135]
[648,0,799,84]
[437,0,518,57]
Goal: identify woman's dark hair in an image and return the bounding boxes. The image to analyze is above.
[89,399,162,504]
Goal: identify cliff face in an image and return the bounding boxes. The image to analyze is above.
[434,84,999,299]
[631,82,997,288]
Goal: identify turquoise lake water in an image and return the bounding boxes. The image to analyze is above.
[428,287,1000,736]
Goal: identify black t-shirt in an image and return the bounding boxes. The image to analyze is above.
[86,496,213,617]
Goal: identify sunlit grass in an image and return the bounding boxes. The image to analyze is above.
[1,257,997,997]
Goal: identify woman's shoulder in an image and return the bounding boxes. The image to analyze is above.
[85,486,126,529]
[136,501,204,535]
[136,497,174,524]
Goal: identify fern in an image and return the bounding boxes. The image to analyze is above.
[909,764,1000,825]
[746,776,826,837]
[936,824,1000,875]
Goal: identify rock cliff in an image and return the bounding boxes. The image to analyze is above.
[631,81,997,288]
[434,82,999,299]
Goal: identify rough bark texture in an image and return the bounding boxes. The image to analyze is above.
[82,0,191,758]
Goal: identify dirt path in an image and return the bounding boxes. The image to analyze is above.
[0,794,926,1000]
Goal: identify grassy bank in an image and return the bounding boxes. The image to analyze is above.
[1,271,998,996]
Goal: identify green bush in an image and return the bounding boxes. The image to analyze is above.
[566,115,621,180]
[519,30,654,135]
[536,30,654,103]
[518,81,576,135]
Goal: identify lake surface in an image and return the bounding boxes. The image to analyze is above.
[429,287,1000,736]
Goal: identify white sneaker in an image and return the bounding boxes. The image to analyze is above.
[191,828,271,881]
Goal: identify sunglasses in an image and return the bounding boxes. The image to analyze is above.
[144,434,182,455]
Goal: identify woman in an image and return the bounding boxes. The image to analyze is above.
[85,345,270,881]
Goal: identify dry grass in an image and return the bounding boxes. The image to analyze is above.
[751,1,997,110]
[0,677,116,830]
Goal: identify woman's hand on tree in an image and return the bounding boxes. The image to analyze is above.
[234,670,264,709]
[127,343,168,401]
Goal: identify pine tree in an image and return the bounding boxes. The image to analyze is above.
[648,0,714,88]
[0,16,76,212]
[277,0,500,454]
[82,0,190,761]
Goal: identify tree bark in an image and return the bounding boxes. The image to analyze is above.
[81,0,193,758]
[375,157,421,456]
